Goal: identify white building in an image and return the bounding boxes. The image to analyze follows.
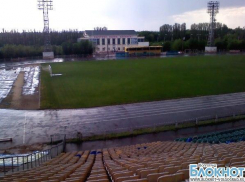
[78,30,146,53]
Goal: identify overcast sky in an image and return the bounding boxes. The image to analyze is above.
[0,0,244,32]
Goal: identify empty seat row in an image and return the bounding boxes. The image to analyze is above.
[2,141,245,182]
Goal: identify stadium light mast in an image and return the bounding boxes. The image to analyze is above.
[205,1,219,53]
[38,0,54,59]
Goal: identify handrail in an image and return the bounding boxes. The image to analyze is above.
[0,136,66,177]
[64,111,245,138]
[0,138,12,143]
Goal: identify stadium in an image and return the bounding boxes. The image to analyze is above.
[1,0,245,182]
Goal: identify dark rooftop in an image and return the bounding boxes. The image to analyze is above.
[85,30,137,36]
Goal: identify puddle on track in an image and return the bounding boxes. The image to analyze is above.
[0,58,63,69]
[0,68,21,103]
[22,66,40,95]
[0,66,40,104]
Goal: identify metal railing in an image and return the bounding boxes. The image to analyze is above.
[0,138,65,177]
[62,111,245,140]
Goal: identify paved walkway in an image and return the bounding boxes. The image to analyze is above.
[1,92,245,149]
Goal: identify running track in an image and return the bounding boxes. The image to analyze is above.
[1,92,245,148]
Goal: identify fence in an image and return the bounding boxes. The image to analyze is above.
[0,54,92,62]
[63,111,245,140]
[0,138,65,177]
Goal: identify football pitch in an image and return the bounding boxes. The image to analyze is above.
[41,55,245,109]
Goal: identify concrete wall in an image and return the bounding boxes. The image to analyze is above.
[138,42,150,47]
[43,52,54,59]
[205,47,217,53]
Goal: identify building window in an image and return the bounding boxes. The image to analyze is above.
[90,38,97,44]
[122,38,125,45]
[113,47,115,51]
[127,38,130,45]
[97,47,100,51]
[138,38,144,42]
[118,38,121,45]
[102,39,105,45]
[103,47,106,51]
[131,38,138,45]
[113,39,115,45]
[107,38,110,45]
[118,47,120,51]
[97,39,100,45]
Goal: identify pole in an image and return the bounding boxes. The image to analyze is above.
[50,135,53,145]
[3,158,5,174]
[12,157,14,172]
[35,153,37,167]
[31,154,33,168]
[17,156,19,171]
[38,152,40,165]
[38,0,53,52]
[107,39,109,59]
[27,155,29,169]
[63,134,66,153]
[23,156,24,170]
[182,40,183,52]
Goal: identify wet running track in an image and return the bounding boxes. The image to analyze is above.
[0,92,245,149]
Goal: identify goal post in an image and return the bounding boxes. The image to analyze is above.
[49,65,52,77]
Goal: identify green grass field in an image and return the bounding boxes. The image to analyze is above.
[41,55,245,109]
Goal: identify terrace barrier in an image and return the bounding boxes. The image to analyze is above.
[61,111,245,140]
[0,136,66,177]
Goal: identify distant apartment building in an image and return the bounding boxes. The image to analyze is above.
[78,30,146,53]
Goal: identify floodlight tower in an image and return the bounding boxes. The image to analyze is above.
[205,1,219,53]
[38,0,54,59]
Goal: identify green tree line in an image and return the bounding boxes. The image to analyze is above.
[0,40,93,59]
[139,23,245,52]
[152,38,245,52]
[0,29,93,59]
[0,29,83,46]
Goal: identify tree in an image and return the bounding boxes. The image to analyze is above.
[61,41,73,55]
[215,38,227,51]
[0,44,43,58]
[61,40,93,55]
[171,39,182,51]
[185,39,198,50]
[227,40,241,50]
[138,31,159,42]
[162,41,171,51]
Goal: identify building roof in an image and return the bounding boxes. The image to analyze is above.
[85,30,137,36]
[126,46,162,48]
